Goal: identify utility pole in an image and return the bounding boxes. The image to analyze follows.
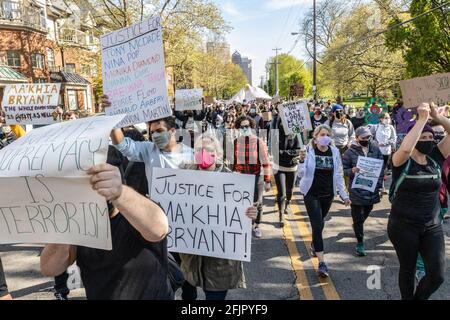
[260,76,265,88]
[313,0,317,101]
[272,48,282,96]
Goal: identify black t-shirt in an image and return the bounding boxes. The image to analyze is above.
[77,213,172,300]
[309,147,334,197]
[311,115,328,129]
[391,147,445,225]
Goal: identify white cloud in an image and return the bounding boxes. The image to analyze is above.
[222,2,242,18]
[266,0,310,10]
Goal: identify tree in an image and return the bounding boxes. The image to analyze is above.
[267,54,312,98]
[385,0,450,77]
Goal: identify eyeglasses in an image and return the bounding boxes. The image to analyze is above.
[241,125,250,129]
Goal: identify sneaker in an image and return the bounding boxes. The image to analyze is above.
[284,204,292,215]
[310,244,317,257]
[355,243,367,257]
[415,270,426,283]
[318,262,329,278]
[54,292,68,300]
[253,228,262,238]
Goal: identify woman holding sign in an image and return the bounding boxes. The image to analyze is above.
[298,124,351,278]
[342,126,384,257]
[179,133,257,300]
[388,103,450,300]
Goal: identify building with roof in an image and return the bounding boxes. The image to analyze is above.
[232,51,252,85]
[0,0,99,113]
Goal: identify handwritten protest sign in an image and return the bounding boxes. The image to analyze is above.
[351,156,384,192]
[0,114,125,250]
[400,73,450,108]
[1,83,61,125]
[175,89,203,111]
[150,168,255,262]
[279,101,312,135]
[101,16,172,128]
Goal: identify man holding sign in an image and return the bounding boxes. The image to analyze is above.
[342,126,384,257]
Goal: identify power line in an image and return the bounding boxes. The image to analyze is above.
[275,3,296,47]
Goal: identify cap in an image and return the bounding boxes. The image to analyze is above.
[355,126,372,138]
[331,104,343,113]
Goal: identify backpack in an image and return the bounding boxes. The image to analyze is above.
[389,156,441,203]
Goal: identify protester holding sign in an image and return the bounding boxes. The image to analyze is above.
[233,116,271,239]
[298,124,350,278]
[176,133,257,300]
[325,105,356,155]
[342,127,384,257]
[272,117,301,227]
[41,158,172,300]
[389,103,450,300]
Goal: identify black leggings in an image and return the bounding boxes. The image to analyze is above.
[351,205,373,243]
[388,218,445,300]
[304,193,334,252]
[0,257,8,298]
[274,171,296,211]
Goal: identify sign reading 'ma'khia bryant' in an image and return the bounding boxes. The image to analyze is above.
[1,83,62,125]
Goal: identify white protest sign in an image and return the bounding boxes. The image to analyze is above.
[150,168,255,262]
[279,101,312,135]
[400,73,450,108]
[0,177,111,250]
[0,114,125,250]
[101,16,172,128]
[351,156,384,192]
[0,115,124,178]
[1,83,62,125]
[175,89,203,111]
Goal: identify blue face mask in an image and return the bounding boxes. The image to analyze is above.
[152,131,171,150]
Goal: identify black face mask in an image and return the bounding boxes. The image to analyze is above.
[335,112,342,119]
[415,140,435,155]
[359,140,369,147]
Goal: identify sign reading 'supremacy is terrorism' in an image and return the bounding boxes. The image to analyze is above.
[150,168,255,262]
[101,16,172,128]
[1,83,62,125]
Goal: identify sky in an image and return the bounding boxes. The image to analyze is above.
[213,0,312,87]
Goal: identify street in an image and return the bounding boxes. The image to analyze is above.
[2,179,450,300]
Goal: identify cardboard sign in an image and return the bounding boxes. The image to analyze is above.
[262,112,272,122]
[150,168,255,262]
[101,16,172,128]
[1,83,62,125]
[351,156,384,192]
[175,89,203,111]
[0,114,125,250]
[400,73,450,108]
[279,101,312,135]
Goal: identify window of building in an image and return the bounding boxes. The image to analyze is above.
[6,51,21,67]
[31,53,45,69]
[68,90,78,111]
[47,48,55,69]
[81,65,91,76]
[65,63,76,73]
[33,78,47,83]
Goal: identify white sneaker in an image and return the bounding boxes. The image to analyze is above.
[253,228,262,238]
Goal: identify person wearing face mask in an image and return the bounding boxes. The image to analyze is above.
[272,117,302,227]
[350,108,367,130]
[248,105,264,136]
[388,102,450,300]
[342,126,384,256]
[310,105,328,139]
[370,113,397,193]
[298,125,350,278]
[432,124,450,221]
[325,105,355,155]
[233,116,271,239]
[177,133,257,301]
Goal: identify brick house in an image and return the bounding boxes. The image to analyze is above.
[0,0,100,114]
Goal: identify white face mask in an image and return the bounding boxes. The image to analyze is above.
[383,119,390,125]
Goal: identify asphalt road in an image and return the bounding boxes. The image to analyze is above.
[2,180,450,300]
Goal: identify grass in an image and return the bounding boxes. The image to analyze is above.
[341,97,396,108]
